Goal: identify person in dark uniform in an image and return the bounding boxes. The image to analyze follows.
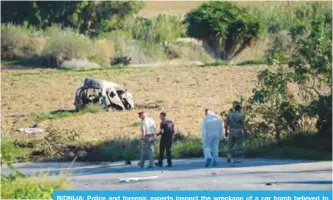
[155,111,175,167]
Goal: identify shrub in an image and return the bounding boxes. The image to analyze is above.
[107,28,167,64]
[166,38,213,62]
[1,138,23,164]
[265,30,294,60]
[184,1,262,61]
[247,2,332,34]
[1,139,69,199]
[173,131,186,142]
[1,24,44,60]
[123,40,167,64]
[89,39,115,66]
[82,103,104,113]
[236,59,266,66]
[43,26,116,67]
[151,15,186,44]
[107,29,133,55]
[171,137,203,158]
[82,137,141,162]
[129,17,153,42]
[129,15,186,44]
[243,132,332,160]
[1,175,68,199]
[42,26,94,66]
[288,18,332,138]
[110,55,132,66]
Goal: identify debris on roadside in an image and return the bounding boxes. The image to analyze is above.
[119,175,159,183]
[18,128,43,134]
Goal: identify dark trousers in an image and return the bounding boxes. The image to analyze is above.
[158,139,172,165]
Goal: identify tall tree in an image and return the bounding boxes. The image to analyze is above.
[184,1,262,60]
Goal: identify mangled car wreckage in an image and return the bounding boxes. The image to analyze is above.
[74,78,134,111]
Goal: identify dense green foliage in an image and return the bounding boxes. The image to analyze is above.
[288,18,332,137]
[1,1,144,36]
[249,66,298,140]
[248,2,332,34]
[13,131,331,162]
[184,1,262,60]
[129,15,186,44]
[1,138,68,199]
[242,16,332,140]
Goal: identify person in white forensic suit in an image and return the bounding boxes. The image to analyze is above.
[201,109,223,167]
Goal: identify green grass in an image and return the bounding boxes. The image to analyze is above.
[79,133,332,162]
[14,131,331,163]
[83,103,104,113]
[32,111,83,123]
[1,60,19,65]
[200,60,229,67]
[155,99,167,103]
[32,104,104,123]
[1,138,70,199]
[60,65,127,72]
[243,133,332,160]
[237,59,267,66]
[1,175,69,199]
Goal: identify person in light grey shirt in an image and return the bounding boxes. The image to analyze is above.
[138,111,157,168]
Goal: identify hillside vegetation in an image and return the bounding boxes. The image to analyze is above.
[2,1,331,68]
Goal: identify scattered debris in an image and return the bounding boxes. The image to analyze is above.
[135,103,161,109]
[68,152,76,158]
[119,175,159,183]
[32,124,40,128]
[18,128,43,134]
[265,183,272,186]
[78,150,88,158]
[187,61,205,67]
[9,114,26,118]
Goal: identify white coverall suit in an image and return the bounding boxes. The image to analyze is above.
[201,111,223,166]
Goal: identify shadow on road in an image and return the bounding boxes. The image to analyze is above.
[9,158,332,178]
[264,181,333,185]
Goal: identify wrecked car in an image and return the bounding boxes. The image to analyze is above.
[74,78,134,111]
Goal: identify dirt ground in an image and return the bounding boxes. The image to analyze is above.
[1,64,263,142]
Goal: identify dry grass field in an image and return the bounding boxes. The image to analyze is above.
[137,1,330,19]
[1,64,263,143]
[138,1,202,18]
[137,1,267,19]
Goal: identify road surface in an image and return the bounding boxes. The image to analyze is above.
[2,158,332,190]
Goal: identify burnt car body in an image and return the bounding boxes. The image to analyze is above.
[74,78,134,111]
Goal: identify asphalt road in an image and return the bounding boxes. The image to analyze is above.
[2,158,332,190]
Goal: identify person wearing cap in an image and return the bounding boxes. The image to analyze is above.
[225,104,246,163]
[201,108,223,167]
[138,111,157,168]
[155,111,175,167]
